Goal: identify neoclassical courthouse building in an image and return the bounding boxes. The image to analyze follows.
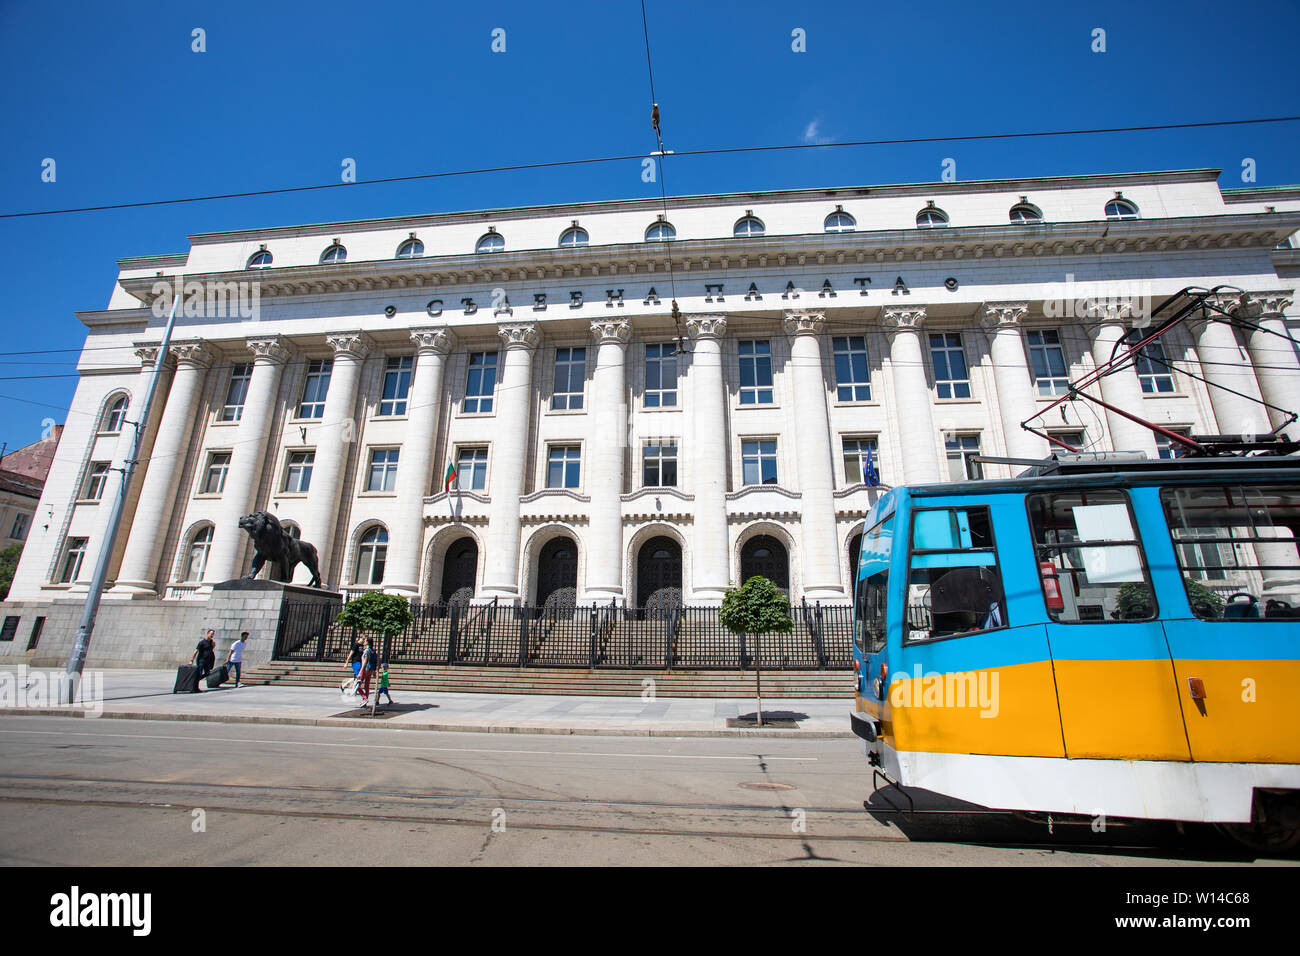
[6,168,1300,617]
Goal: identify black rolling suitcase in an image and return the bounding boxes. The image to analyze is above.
[173,665,201,694]
[206,664,229,689]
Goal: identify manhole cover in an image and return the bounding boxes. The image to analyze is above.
[738,782,797,791]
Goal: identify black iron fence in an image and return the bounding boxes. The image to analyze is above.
[274,599,854,670]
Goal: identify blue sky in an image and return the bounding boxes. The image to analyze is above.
[1,0,1297,452]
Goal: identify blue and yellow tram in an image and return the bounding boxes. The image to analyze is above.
[850,452,1300,849]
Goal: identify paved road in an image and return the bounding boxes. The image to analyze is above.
[0,715,1290,866]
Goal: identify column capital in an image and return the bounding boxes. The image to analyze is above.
[497,321,540,350]
[132,342,171,370]
[246,336,290,364]
[410,326,454,354]
[882,306,927,337]
[1228,289,1295,319]
[169,339,216,368]
[1084,300,1138,339]
[981,302,1029,330]
[590,318,632,346]
[782,311,825,337]
[685,315,726,341]
[324,330,372,359]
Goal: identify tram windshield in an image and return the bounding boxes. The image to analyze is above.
[1161,484,1300,620]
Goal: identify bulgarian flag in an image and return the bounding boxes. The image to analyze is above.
[443,460,458,493]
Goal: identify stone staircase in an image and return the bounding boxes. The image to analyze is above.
[242,660,854,698]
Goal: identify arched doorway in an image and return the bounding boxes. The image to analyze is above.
[848,532,863,594]
[740,534,789,593]
[636,536,682,608]
[536,537,579,609]
[440,537,478,605]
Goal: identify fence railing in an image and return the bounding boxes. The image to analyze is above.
[273,598,854,670]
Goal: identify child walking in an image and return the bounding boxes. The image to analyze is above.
[377,663,394,705]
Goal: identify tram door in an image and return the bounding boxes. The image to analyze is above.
[1027,489,1190,761]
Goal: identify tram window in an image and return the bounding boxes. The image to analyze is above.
[855,514,894,653]
[905,506,1006,643]
[1160,484,1300,620]
[1027,490,1155,623]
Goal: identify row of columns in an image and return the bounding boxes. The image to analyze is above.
[104,292,1297,602]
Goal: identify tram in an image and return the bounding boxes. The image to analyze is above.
[850,450,1300,849]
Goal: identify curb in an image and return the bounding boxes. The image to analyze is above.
[0,707,855,739]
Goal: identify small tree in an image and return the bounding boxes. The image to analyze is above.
[0,544,22,601]
[719,576,794,726]
[336,592,413,713]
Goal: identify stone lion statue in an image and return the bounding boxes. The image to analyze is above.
[238,511,323,588]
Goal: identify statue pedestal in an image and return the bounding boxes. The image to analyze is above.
[207,579,342,668]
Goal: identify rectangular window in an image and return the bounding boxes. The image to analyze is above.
[220,364,252,422]
[945,435,983,481]
[464,351,498,413]
[546,445,581,489]
[645,343,678,407]
[1028,489,1154,623]
[1051,431,1086,452]
[905,506,1007,642]
[842,437,880,486]
[456,447,488,491]
[642,442,678,487]
[1027,329,1069,397]
[0,617,16,642]
[1161,484,1300,619]
[10,513,30,540]
[1135,339,1176,393]
[832,336,872,402]
[26,617,44,651]
[855,514,895,654]
[551,347,586,410]
[741,439,778,485]
[202,452,231,495]
[298,359,333,419]
[83,462,110,500]
[59,537,87,583]
[283,451,314,493]
[379,355,414,416]
[366,448,400,492]
[1155,428,1192,460]
[929,332,971,399]
[738,340,774,404]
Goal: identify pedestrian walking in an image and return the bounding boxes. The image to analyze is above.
[377,663,394,706]
[357,637,378,705]
[341,636,363,696]
[226,632,248,688]
[191,630,217,686]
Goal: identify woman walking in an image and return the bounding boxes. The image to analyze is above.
[357,637,378,705]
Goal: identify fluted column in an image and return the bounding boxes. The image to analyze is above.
[386,327,453,597]
[302,332,371,589]
[1192,300,1270,438]
[583,318,631,602]
[480,322,540,599]
[784,312,844,600]
[111,341,214,594]
[1230,291,1298,432]
[1088,307,1157,456]
[883,308,942,483]
[686,316,730,603]
[205,336,290,584]
[982,303,1047,460]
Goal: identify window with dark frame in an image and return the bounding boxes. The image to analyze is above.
[642,442,678,487]
[905,506,1006,642]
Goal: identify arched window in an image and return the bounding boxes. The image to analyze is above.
[733,215,765,238]
[824,210,856,233]
[916,205,949,228]
[355,526,388,585]
[102,395,128,433]
[1009,202,1043,223]
[186,526,214,582]
[558,226,589,248]
[246,249,273,269]
[396,238,424,258]
[320,243,347,264]
[645,220,676,242]
[1105,198,1139,220]
[476,230,505,253]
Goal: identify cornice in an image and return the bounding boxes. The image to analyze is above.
[118,212,1300,308]
[520,488,591,505]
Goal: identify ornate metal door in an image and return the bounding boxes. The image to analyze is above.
[536,537,578,607]
[636,536,682,607]
[440,537,478,603]
[740,535,789,592]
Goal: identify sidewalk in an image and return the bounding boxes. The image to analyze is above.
[0,666,854,738]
